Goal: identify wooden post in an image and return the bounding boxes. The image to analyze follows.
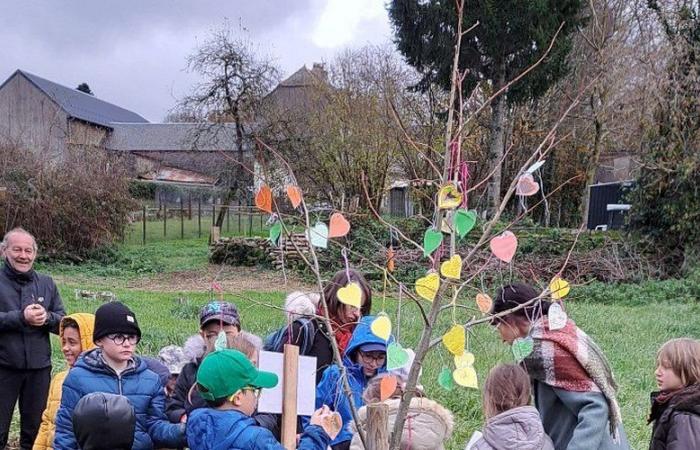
[198,198,202,238]
[163,204,167,237]
[142,205,147,245]
[281,344,299,450]
[366,403,389,450]
[188,193,192,220]
[180,197,185,239]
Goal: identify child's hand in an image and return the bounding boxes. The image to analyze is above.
[310,405,342,440]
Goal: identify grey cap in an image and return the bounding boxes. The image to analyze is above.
[158,345,188,375]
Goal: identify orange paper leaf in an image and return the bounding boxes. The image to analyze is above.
[386,246,395,273]
[255,185,273,213]
[380,375,398,401]
[328,212,351,238]
[286,185,302,209]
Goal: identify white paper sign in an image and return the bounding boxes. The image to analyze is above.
[257,350,317,416]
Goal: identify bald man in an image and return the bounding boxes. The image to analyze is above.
[0,228,65,449]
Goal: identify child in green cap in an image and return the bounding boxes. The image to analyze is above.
[186,349,340,450]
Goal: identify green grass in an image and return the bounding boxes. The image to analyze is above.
[23,239,700,449]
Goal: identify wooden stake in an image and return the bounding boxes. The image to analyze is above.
[210,226,220,244]
[281,344,299,450]
[367,403,389,450]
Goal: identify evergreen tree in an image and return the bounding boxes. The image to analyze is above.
[389,0,586,212]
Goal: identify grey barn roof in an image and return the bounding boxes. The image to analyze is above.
[105,122,241,151]
[14,70,148,127]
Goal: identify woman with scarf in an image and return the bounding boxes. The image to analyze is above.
[489,283,630,450]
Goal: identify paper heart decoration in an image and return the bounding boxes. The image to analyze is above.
[454,351,475,368]
[525,160,546,174]
[306,222,328,249]
[286,185,303,209]
[387,342,410,370]
[516,173,540,197]
[337,282,362,308]
[476,293,492,314]
[328,212,351,238]
[321,412,343,440]
[453,366,478,388]
[214,330,228,351]
[440,254,462,279]
[380,375,398,401]
[415,272,440,302]
[548,303,568,331]
[438,184,463,210]
[454,210,477,239]
[269,222,282,246]
[442,325,465,356]
[255,184,273,213]
[386,247,395,273]
[440,215,453,234]
[549,277,570,300]
[438,367,454,390]
[512,337,534,362]
[490,231,518,263]
[370,314,392,341]
[423,229,443,257]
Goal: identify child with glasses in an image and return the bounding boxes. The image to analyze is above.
[315,315,393,450]
[186,349,340,449]
[53,302,186,449]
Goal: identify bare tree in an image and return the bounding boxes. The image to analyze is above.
[179,23,281,226]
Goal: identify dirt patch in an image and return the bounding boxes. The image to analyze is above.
[124,265,313,293]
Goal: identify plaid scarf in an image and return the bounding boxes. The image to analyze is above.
[522,317,622,440]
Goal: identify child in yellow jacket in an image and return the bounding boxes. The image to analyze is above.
[33,313,95,450]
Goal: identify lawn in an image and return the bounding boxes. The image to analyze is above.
[25,240,700,449]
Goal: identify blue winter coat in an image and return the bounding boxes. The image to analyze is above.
[315,315,392,446]
[53,349,185,450]
[187,408,330,450]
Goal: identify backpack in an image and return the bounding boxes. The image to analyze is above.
[263,318,316,355]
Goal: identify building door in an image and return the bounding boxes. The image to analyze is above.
[389,188,407,217]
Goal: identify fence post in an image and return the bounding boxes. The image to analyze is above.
[188,193,192,220]
[226,203,230,233]
[163,204,167,238]
[212,202,216,226]
[198,198,202,238]
[142,205,146,245]
[366,403,389,450]
[180,197,184,239]
[260,213,263,232]
[237,200,242,234]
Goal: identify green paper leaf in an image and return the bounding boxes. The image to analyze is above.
[423,229,443,257]
[438,367,454,390]
[387,342,410,370]
[214,330,228,351]
[454,210,477,239]
[269,222,282,246]
[512,336,534,362]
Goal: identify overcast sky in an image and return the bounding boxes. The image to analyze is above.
[1,0,393,121]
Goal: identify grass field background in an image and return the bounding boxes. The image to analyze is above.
[13,239,698,449]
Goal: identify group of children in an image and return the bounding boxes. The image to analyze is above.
[30,273,700,450]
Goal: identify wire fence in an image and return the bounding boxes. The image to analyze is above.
[123,200,269,244]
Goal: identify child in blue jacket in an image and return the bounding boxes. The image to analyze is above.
[53,302,185,450]
[186,349,339,450]
[315,315,392,449]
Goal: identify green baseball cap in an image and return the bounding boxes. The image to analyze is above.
[196,349,278,401]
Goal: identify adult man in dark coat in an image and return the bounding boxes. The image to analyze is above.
[0,228,65,449]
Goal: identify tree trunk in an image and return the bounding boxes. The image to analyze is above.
[215,104,246,228]
[487,69,507,217]
[580,91,605,227]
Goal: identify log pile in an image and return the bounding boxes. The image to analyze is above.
[270,233,311,270]
[209,237,273,266]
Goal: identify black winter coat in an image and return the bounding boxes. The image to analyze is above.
[649,383,700,450]
[0,263,65,369]
[165,359,204,423]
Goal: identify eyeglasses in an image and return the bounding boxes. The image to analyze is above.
[241,386,262,399]
[106,334,140,346]
[358,351,386,364]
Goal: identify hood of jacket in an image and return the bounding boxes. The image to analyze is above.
[183,334,207,362]
[481,406,551,450]
[75,348,146,376]
[60,313,96,354]
[350,397,454,449]
[72,392,136,450]
[344,315,394,363]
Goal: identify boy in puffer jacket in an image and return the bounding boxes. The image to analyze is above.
[315,315,393,449]
[53,302,185,450]
[186,349,340,450]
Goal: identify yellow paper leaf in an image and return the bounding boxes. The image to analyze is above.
[415,272,440,302]
[370,314,392,341]
[440,254,462,280]
[549,277,570,300]
[442,325,465,356]
[337,282,362,308]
